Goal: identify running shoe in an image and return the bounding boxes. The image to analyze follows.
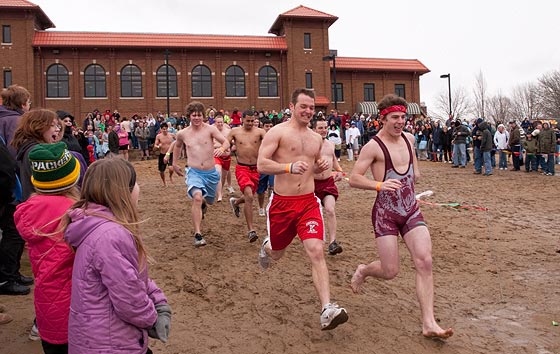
[229,198,240,218]
[29,323,40,341]
[320,303,348,330]
[327,240,343,255]
[258,237,270,270]
[226,186,235,194]
[193,233,207,247]
[248,230,258,243]
[258,208,265,216]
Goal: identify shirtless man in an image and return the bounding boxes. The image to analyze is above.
[313,119,344,255]
[173,102,230,247]
[349,94,453,339]
[229,111,266,243]
[154,123,175,186]
[257,88,348,331]
[213,114,232,202]
[256,118,274,216]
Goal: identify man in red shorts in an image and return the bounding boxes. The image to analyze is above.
[348,94,453,339]
[257,88,348,331]
[213,114,232,202]
[313,119,344,255]
[229,111,266,242]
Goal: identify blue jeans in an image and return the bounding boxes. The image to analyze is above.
[483,151,492,175]
[453,143,466,166]
[546,153,555,175]
[525,154,537,171]
[498,150,508,169]
[474,146,483,172]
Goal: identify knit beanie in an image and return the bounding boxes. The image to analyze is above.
[29,142,80,193]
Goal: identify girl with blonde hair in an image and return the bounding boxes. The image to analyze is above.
[62,158,170,354]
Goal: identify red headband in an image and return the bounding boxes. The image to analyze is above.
[379,105,407,117]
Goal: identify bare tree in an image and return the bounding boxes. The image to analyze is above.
[510,82,542,120]
[486,91,513,125]
[472,70,488,118]
[430,86,471,121]
[538,69,560,118]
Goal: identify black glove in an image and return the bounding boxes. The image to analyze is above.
[148,303,172,343]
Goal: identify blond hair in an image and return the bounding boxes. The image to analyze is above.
[62,158,148,267]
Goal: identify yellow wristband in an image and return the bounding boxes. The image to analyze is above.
[375,182,382,192]
[285,163,292,174]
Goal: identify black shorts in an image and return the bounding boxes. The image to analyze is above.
[158,153,173,172]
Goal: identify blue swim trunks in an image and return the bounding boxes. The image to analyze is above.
[257,174,274,194]
[186,166,220,204]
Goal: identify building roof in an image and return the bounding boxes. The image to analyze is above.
[334,57,430,74]
[32,31,288,50]
[0,0,55,29]
[269,5,338,35]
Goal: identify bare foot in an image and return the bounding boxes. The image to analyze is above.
[350,264,367,293]
[423,327,454,340]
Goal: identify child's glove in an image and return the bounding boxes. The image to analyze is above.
[148,303,172,343]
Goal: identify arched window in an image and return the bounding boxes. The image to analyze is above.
[121,64,142,97]
[191,65,212,97]
[84,64,106,97]
[225,65,245,97]
[46,64,69,97]
[156,64,178,97]
[258,65,278,97]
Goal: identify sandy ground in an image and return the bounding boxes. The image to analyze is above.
[1,156,559,354]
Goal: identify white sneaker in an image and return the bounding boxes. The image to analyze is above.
[320,303,348,330]
[258,237,271,270]
[259,208,265,216]
[29,323,40,341]
[226,186,235,194]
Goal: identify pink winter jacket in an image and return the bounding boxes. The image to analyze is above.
[14,194,75,344]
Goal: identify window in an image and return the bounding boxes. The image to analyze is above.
[2,25,11,43]
[258,65,278,97]
[3,70,12,88]
[46,64,69,97]
[156,64,178,97]
[191,65,212,97]
[225,65,245,97]
[84,64,106,97]
[305,72,313,89]
[304,33,311,49]
[120,64,142,97]
[364,83,375,101]
[331,83,343,103]
[395,84,405,98]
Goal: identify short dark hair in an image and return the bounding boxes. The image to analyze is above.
[377,94,407,115]
[291,88,315,105]
[185,101,205,118]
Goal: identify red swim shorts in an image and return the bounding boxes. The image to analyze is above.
[314,176,339,203]
[235,164,259,194]
[214,155,231,170]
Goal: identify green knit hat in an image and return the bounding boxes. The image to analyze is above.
[29,142,80,193]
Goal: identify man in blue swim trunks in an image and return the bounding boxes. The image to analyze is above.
[349,94,454,339]
[173,101,230,247]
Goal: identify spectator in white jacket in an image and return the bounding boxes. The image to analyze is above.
[494,124,509,170]
[345,122,361,161]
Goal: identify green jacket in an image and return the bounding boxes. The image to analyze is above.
[537,128,556,153]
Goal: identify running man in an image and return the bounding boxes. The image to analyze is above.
[213,114,232,202]
[173,102,230,247]
[348,94,453,339]
[313,119,344,255]
[256,118,274,216]
[257,88,348,331]
[229,111,266,243]
[154,123,176,186]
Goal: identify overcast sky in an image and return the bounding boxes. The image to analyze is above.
[37,0,560,118]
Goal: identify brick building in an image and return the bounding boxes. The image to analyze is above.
[1,0,430,122]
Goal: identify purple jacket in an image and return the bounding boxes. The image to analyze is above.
[64,203,167,354]
[0,105,23,158]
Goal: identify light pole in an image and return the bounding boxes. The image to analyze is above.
[440,73,452,117]
[164,49,170,118]
[323,52,338,110]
